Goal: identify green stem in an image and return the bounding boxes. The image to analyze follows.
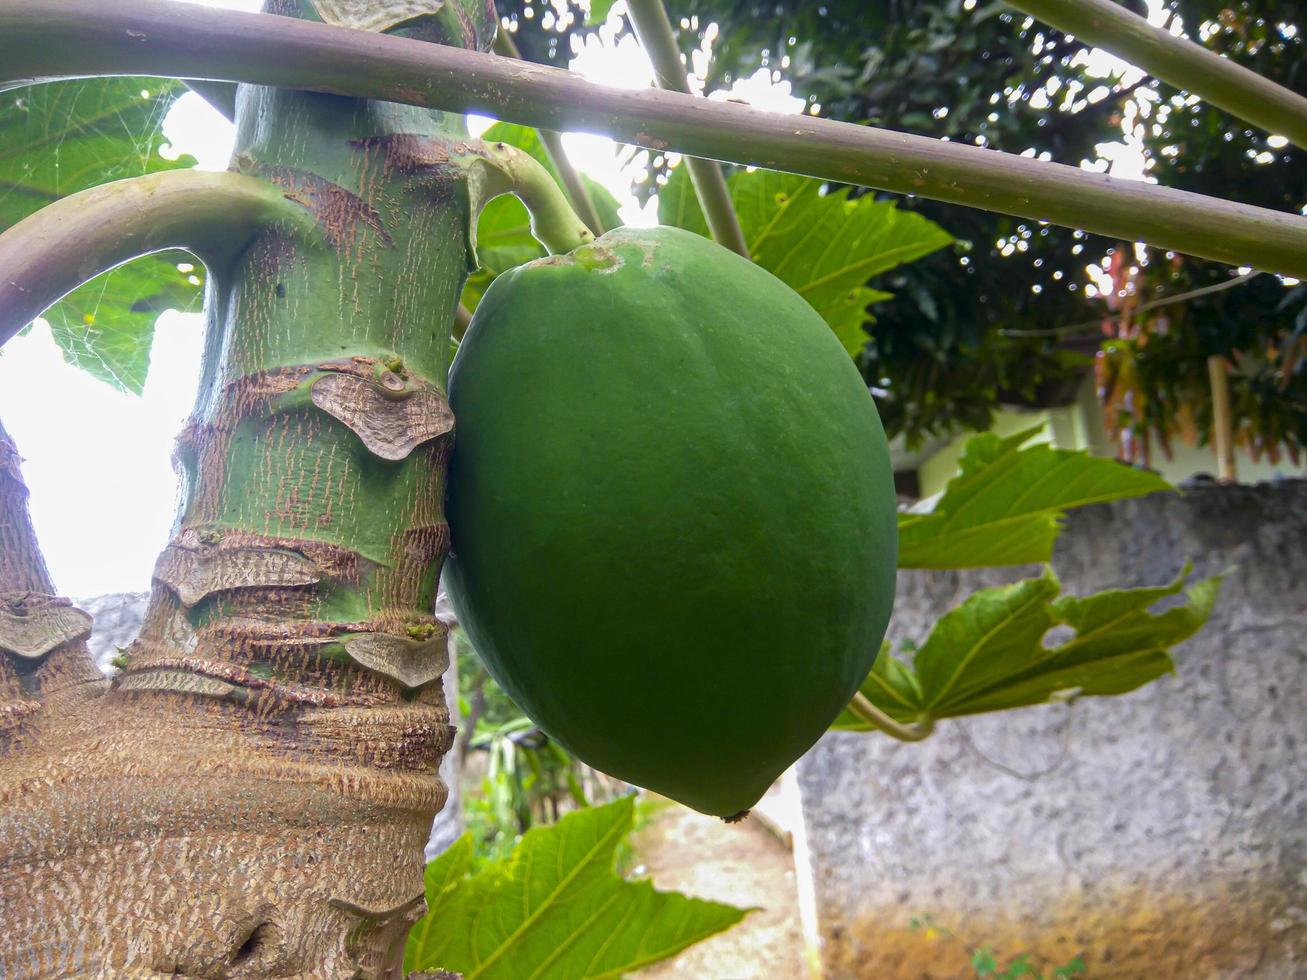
[492,29,610,236]
[0,169,307,349]
[462,141,594,254]
[847,692,935,743]
[1005,0,1307,151]
[183,78,238,120]
[454,301,473,340]
[625,0,749,258]
[4,0,1307,276]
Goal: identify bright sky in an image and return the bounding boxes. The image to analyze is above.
[0,0,1149,596]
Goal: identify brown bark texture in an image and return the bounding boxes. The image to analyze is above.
[0,3,496,974]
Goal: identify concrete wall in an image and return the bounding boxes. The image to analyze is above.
[797,480,1307,978]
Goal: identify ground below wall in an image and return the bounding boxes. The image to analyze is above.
[798,479,1307,978]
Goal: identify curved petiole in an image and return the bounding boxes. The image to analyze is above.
[847,693,936,743]
[0,170,310,349]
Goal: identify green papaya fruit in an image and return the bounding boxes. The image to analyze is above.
[444,226,897,817]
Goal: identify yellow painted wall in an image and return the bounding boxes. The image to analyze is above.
[915,374,1305,497]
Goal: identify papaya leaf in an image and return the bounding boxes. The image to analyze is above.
[0,77,199,392]
[831,566,1220,732]
[44,252,203,394]
[404,796,749,979]
[586,0,619,26]
[460,122,621,312]
[658,164,951,354]
[405,834,475,957]
[897,427,1172,569]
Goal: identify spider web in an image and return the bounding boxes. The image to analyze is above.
[0,77,201,392]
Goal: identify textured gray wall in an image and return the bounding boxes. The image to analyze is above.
[798,480,1307,979]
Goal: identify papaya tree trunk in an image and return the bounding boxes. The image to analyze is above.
[0,3,498,971]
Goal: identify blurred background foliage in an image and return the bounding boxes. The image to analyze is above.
[498,0,1305,463]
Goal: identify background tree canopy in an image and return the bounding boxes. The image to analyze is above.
[502,0,1305,463]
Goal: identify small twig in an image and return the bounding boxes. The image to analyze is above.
[847,692,935,742]
[491,30,610,236]
[459,140,594,254]
[456,673,486,768]
[999,270,1263,338]
[625,0,749,258]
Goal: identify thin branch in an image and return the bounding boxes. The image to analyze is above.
[183,78,237,120]
[1004,0,1307,150]
[625,0,749,258]
[1207,355,1236,482]
[491,29,610,236]
[999,270,1264,337]
[0,169,309,348]
[847,692,935,743]
[3,0,1307,277]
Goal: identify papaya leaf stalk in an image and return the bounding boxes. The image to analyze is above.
[3,0,1307,277]
[183,78,239,120]
[847,692,934,743]
[625,0,750,258]
[0,170,309,348]
[491,29,610,238]
[1004,0,1307,151]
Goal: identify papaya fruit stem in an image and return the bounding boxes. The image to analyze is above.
[491,29,610,238]
[848,692,935,743]
[460,140,595,256]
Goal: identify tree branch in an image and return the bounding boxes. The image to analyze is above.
[1004,0,1307,150]
[0,169,308,348]
[3,0,1307,276]
[625,0,750,258]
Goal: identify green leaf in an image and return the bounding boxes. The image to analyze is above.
[833,566,1220,731]
[44,252,203,394]
[915,571,1063,712]
[406,835,476,956]
[586,0,619,26]
[1,77,200,391]
[1054,955,1088,977]
[897,427,1173,569]
[658,164,951,354]
[405,797,749,979]
[460,122,621,313]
